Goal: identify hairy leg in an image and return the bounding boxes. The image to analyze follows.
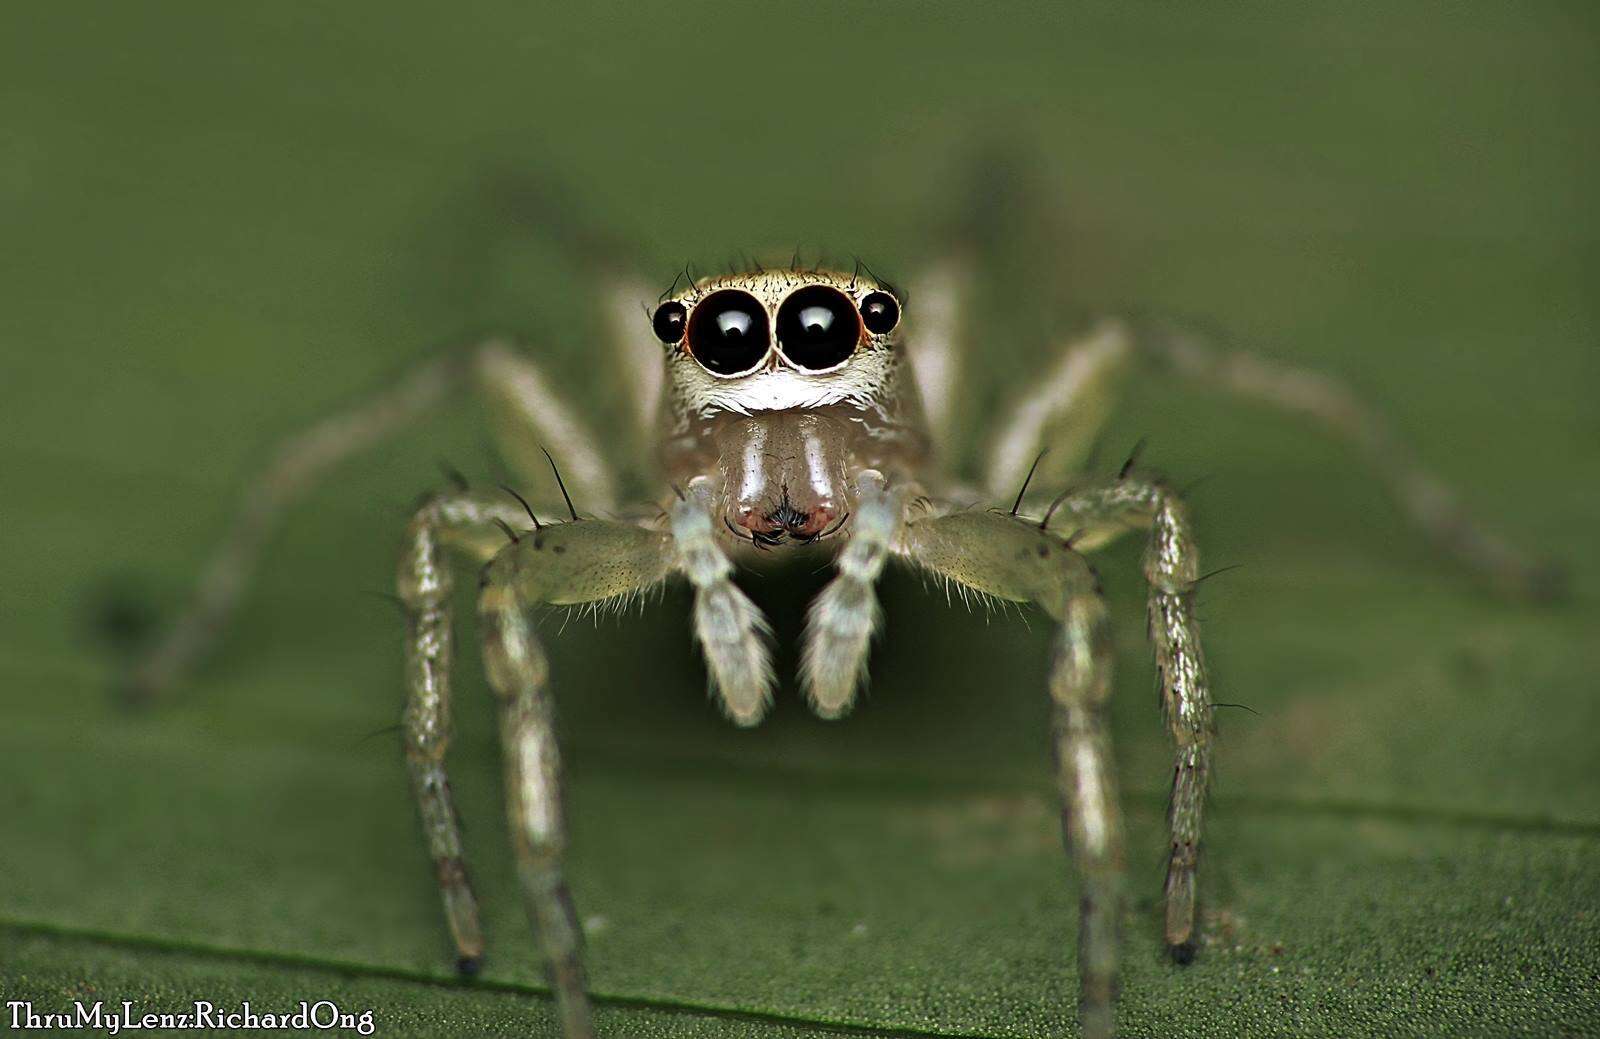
[128,351,475,701]
[603,276,666,464]
[475,340,621,511]
[1042,476,1213,957]
[131,342,626,700]
[675,477,775,726]
[983,319,1134,501]
[901,256,971,469]
[398,490,532,973]
[985,313,1557,598]
[477,515,677,1038]
[898,509,1123,1039]
[470,168,663,489]
[1128,318,1559,598]
[800,470,906,718]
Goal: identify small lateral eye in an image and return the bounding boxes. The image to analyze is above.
[859,291,900,335]
[651,300,687,344]
[686,290,770,375]
[776,285,860,371]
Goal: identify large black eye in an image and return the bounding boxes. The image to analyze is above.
[776,285,860,371]
[651,300,687,344]
[686,290,770,375]
[860,291,900,335]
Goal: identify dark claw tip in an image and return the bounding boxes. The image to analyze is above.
[455,955,483,977]
[1168,940,1198,965]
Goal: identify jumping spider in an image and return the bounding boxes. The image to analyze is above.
[130,250,1553,1038]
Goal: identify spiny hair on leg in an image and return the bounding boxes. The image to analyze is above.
[549,583,669,630]
[914,565,1011,617]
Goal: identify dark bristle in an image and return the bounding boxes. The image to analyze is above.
[1039,485,1073,530]
[659,267,686,303]
[358,723,403,744]
[1118,437,1149,480]
[853,257,900,299]
[1011,449,1048,516]
[498,484,542,530]
[540,446,579,521]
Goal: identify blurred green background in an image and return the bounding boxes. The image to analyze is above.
[3,3,1597,1037]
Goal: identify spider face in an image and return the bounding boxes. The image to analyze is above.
[651,268,904,420]
[652,267,921,548]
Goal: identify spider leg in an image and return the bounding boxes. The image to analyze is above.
[127,350,475,701]
[1128,317,1561,598]
[603,276,667,466]
[901,256,972,471]
[983,319,1135,501]
[898,509,1123,1039]
[476,514,677,1039]
[475,340,622,510]
[1040,477,1213,958]
[986,313,1560,599]
[800,470,906,718]
[129,341,627,701]
[471,170,663,488]
[675,477,776,725]
[399,491,533,975]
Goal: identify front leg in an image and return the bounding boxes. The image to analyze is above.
[477,517,676,1038]
[898,510,1123,1039]
[399,491,533,976]
[1043,476,1214,957]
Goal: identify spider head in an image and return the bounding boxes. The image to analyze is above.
[650,266,903,421]
[651,264,920,548]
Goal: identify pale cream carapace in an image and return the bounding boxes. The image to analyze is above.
[133,256,1554,1039]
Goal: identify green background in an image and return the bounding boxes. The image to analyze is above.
[3,3,1597,1036]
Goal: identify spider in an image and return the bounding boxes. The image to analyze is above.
[128,246,1554,1038]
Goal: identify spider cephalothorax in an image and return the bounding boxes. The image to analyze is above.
[134,240,1552,1039]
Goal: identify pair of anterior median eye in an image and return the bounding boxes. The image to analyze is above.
[651,286,901,376]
